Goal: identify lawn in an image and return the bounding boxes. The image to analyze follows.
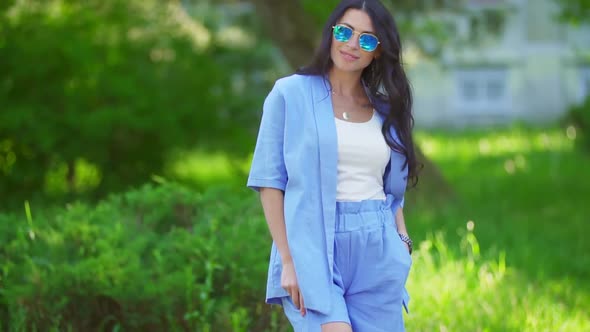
[2,125,588,331]
[402,125,590,331]
[167,124,589,331]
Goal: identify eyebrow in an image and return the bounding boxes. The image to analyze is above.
[339,22,375,34]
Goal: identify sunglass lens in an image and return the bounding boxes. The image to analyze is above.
[359,34,378,52]
[333,25,353,42]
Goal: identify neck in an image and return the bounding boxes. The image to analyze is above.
[328,68,364,97]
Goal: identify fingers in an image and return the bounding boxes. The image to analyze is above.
[291,287,300,309]
[299,292,306,317]
[280,263,305,316]
[286,286,305,316]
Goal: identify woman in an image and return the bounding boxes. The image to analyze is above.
[247,0,419,331]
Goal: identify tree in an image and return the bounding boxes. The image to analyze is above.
[557,0,590,25]
[0,0,273,207]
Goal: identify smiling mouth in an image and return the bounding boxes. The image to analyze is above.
[340,51,359,61]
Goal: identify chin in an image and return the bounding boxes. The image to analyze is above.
[331,54,370,73]
[332,61,366,74]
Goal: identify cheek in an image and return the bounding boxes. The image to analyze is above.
[359,53,374,67]
[330,42,340,62]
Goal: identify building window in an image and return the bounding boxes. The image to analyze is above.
[465,0,509,42]
[454,68,510,114]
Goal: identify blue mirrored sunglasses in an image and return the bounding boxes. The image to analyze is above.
[332,24,380,52]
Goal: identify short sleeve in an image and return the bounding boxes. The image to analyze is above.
[246,84,288,192]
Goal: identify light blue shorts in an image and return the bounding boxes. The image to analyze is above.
[282,197,412,331]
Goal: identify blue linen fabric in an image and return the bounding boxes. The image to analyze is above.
[247,74,409,315]
[280,197,411,331]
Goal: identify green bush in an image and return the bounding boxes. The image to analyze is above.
[3,125,590,331]
[566,96,590,152]
[0,181,283,332]
[0,0,274,207]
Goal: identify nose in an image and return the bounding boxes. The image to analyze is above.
[346,34,359,50]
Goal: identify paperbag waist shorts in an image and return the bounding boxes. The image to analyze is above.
[282,196,412,332]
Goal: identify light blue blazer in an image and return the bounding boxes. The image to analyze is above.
[247,74,409,315]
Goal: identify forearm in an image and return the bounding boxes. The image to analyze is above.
[395,207,409,236]
[259,187,292,263]
[395,207,414,253]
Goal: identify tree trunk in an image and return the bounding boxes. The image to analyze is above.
[250,0,454,206]
[249,0,320,70]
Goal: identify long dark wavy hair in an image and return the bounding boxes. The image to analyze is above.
[296,0,420,187]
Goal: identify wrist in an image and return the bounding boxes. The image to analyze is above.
[398,233,413,254]
[281,255,293,265]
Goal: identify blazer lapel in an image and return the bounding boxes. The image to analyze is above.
[310,75,338,189]
[310,75,338,275]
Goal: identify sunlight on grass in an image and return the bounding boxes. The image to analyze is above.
[408,125,590,331]
[407,225,590,332]
[165,149,250,186]
[417,127,575,161]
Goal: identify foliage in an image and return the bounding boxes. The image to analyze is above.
[298,0,507,57]
[556,0,590,25]
[564,96,590,153]
[299,0,466,23]
[0,180,287,331]
[408,126,590,331]
[1,126,589,331]
[0,0,274,207]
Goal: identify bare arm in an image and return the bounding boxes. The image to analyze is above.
[395,207,408,235]
[259,187,292,264]
[259,187,306,316]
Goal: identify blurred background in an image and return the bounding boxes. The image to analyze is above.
[0,0,589,331]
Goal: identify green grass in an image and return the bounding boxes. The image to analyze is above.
[403,125,590,331]
[163,148,252,190]
[166,125,589,331]
[3,125,587,331]
[156,125,590,331]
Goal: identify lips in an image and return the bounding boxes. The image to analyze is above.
[340,50,360,61]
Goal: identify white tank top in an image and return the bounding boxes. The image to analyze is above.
[335,110,390,201]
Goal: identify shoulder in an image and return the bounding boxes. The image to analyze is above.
[263,75,313,109]
[272,74,322,94]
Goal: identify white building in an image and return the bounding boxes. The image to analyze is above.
[408,0,590,127]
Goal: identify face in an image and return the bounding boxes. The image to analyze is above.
[330,9,380,74]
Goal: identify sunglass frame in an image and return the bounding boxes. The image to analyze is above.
[332,24,380,52]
